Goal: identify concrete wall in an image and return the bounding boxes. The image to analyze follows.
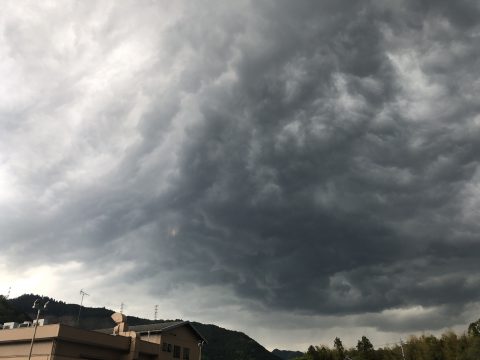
[53,339,128,360]
[0,325,132,360]
[0,339,54,360]
[140,333,161,344]
[146,327,200,360]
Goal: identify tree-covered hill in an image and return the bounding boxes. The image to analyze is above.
[8,294,161,330]
[293,325,480,360]
[5,294,281,360]
[192,321,281,360]
[0,295,31,324]
[272,349,304,359]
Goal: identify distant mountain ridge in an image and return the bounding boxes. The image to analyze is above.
[272,349,304,360]
[4,294,282,360]
[7,294,164,330]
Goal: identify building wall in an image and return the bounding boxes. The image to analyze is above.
[53,339,128,360]
[139,327,200,360]
[0,324,202,360]
[0,339,54,360]
[0,325,134,360]
[140,333,161,344]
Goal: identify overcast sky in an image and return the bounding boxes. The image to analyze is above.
[1,0,480,352]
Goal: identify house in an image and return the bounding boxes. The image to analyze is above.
[97,313,206,360]
[0,313,206,360]
[124,321,205,360]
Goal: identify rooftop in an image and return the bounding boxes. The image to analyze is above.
[96,320,207,342]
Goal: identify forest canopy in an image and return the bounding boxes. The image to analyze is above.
[295,319,480,360]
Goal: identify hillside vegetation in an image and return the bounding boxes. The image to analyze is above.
[5,294,280,360]
[272,349,304,359]
[294,322,480,360]
[0,295,31,324]
[192,321,281,360]
[8,294,162,330]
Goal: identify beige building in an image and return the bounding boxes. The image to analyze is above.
[0,313,205,360]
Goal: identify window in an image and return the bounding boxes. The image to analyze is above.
[173,345,181,358]
[183,348,190,360]
[167,343,172,353]
[162,343,167,352]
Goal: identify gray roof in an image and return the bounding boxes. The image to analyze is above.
[96,321,206,342]
[130,321,186,333]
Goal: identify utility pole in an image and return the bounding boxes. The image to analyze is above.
[28,299,49,360]
[154,305,158,321]
[400,339,406,360]
[77,289,89,326]
[198,341,204,360]
[120,302,124,314]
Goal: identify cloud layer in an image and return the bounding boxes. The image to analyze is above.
[1,0,480,349]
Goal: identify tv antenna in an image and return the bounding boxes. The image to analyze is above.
[154,305,159,321]
[76,289,89,326]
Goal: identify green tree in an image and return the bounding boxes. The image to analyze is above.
[467,319,480,337]
[407,334,440,360]
[464,336,480,360]
[357,336,374,352]
[334,337,345,360]
[441,331,458,360]
[316,345,334,360]
[308,345,320,360]
[357,336,375,360]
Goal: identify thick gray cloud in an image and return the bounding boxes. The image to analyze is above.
[1,0,480,349]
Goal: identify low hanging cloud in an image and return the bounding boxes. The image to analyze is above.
[1,0,480,342]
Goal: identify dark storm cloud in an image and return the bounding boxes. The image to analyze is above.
[147,0,480,318]
[1,0,480,335]
[148,4,480,320]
